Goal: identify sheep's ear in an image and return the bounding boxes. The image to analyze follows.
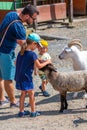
[48,64,57,72]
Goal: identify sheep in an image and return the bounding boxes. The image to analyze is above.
[40,64,87,113]
[59,39,87,70]
[59,39,87,98]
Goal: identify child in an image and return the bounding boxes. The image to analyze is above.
[35,39,51,97]
[15,33,51,117]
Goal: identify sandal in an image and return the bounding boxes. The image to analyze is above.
[30,111,41,117]
[18,110,30,117]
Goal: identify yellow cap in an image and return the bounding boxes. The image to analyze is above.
[40,39,48,47]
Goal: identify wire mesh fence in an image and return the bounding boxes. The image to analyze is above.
[15,0,62,9]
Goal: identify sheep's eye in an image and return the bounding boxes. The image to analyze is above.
[65,48,71,52]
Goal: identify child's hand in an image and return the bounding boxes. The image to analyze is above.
[38,59,44,63]
[47,59,52,64]
[34,71,38,75]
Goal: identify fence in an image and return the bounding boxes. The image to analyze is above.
[0,0,66,23]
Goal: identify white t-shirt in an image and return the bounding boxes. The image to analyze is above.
[38,52,51,75]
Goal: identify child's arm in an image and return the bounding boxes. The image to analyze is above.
[34,64,38,75]
[38,58,44,63]
[34,58,45,75]
[35,59,51,69]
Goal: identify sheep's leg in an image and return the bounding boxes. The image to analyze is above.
[59,94,65,112]
[59,92,68,112]
[59,93,68,112]
[64,97,68,110]
[84,89,87,108]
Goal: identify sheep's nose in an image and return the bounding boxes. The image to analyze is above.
[59,55,61,59]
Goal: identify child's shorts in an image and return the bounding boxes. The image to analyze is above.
[0,52,16,80]
[39,74,47,81]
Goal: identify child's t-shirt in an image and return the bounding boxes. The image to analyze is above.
[15,50,38,90]
[38,52,51,75]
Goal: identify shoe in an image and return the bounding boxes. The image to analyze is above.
[39,86,50,97]
[10,102,19,108]
[43,91,50,97]
[10,102,29,108]
[24,102,29,107]
[0,99,9,106]
[30,111,41,117]
[18,110,30,117]
[39,85,43,92]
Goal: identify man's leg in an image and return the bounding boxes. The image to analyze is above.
[4,80,17,104]
[0,78,6,101]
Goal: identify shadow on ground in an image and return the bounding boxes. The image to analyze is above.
[35,91,85,106]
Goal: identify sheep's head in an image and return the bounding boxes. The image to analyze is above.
[40,64,58,83]
[59,39,82,60]
[39,64,57,75]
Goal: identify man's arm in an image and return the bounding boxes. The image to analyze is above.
[17,39,26,46]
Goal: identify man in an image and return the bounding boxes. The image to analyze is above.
[0,4,39,107]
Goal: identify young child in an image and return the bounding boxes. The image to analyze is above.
[37,39,51,97]
[15,33,51,117]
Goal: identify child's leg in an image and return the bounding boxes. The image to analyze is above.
[39,74,48,91]
[27,90,35,112]
[27,90,41,117]
[42,80,47,91]
[39,74,50,97]
[20,91,27,112]
[42,80,50,97]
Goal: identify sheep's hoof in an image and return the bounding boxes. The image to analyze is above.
[59,109,64,113]
[64,106,68,110]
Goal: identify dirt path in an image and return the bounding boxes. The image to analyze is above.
[0,18,87,130]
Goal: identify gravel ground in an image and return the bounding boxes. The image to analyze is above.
[0,18,87,130]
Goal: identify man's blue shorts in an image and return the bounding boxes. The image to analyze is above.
[0,52,16,80]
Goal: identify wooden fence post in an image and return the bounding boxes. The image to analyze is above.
[33,0,37,32]
[68,0,73,23]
